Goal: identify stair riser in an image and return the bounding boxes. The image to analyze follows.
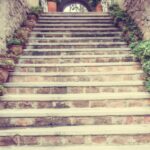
[37,21,114,24]
[0,100,149,109]
[4,86,146,94]
[28,39,123,43]
[30,33,121,37]
[38,18,113,20]
[9,74,144,82]
[34,25,116,28]
[14,65,141,73]
[0,134,149,146]
[0,116,149,128]
[18,57,137,64]
[24,50,130,56]
[32,29,119,32]
[26,45,127,49]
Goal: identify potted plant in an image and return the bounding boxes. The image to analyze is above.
[27,6,43,21]
[47,0,57,12]
[7,38,24,56]
[0,85,4,96]
[14,27,31,43]
[23,19,37,30]
[0,58,15,83]
[0,53,18,64]
[95,0,103,12]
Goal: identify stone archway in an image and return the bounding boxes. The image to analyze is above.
[58,0,92,12]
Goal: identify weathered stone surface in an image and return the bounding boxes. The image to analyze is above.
[124,0,150,40]
[0,0,29,51]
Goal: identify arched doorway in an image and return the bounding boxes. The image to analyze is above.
[63,3,88,13]
[58,0,92,12]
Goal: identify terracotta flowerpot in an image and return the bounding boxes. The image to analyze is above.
[9,45,23,56]
[0,68,9,83]
[96,3,103,13]
[24,20,36,30]
[48,1,57,12]
[16,27,31,43]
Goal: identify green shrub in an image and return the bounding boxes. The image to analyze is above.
[143,61,150,74]
[132,41,150,60]
[145,79,150,92]
[109,4,150,92]
[7,38,23,47]
[30,6,43,15]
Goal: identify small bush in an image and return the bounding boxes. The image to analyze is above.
[7,38,23,47]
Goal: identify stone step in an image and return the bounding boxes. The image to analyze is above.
[1,145,150,150]
[5,81,144,87]
[28,37,123,43]
[37,20,113,24]
[30,31,122,37]
[1,92,149,109]
[40,13,110,16]
[4,81,146,94]
[0,108,149,128]
[26,42,127,49]
[38,17,113,20]
[14,62,141,73]
[35,24,115,27]
[24,48,131,56]
[32,27,119,32]
[0,124,149,136]
[1,107,149,117]
[18,55,137,64]
[26,41,126,46]
[1,92,150,101]
[9,71,145,82]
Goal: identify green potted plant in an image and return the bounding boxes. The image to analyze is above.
[27,6,43,21]
[0,58,15,83]
[14,27,31,43]
[7,38,24,56]
[23,19,37,30]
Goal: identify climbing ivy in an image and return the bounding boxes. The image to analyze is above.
[109,4,150,92]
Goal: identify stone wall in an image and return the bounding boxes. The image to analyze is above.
[123,0,150,40]
[0,0,29,53]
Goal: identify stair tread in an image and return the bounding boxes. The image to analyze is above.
[30,31,122,35]
[10,70,143,76]
[24,47,131,52]
[15,62,139,67]
[35,24,115,26]
[29,37,122,40]
[26,42,126,45]
[0,107,150,117]
[0,124,150,136]
[1,145,150,150]
[1,92,150,101]
[20,54,134,59]
[4,81,144,87]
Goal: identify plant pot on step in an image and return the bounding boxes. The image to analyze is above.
[96,2,103,13]
[15,27,31,43]
[48,0,57,12]
[23,19,37,30]
[27,6,43,21]
[0,59,15,83]
[7,38,24,56]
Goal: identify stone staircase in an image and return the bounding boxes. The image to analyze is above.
[0,13,150,149]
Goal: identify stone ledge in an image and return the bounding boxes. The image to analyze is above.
[0,124,150,136]
[0,107,150,117]
[1,92,150,101]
